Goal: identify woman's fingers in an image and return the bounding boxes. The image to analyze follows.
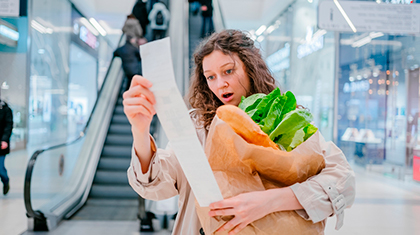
[227,221,248,235]
[130,75,153,89]
[216,216,246,235]
[208,208,235,217]
[123,85,156,105]
[209,197,238,210]
[124,105,154,118]
[123,96,156,115]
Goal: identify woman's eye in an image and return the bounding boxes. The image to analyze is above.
[207,75,215,80]
[225,69,233,75]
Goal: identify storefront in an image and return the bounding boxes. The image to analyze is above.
[1,0,114,150]
[338,32,420,179]
[260,0,420,181]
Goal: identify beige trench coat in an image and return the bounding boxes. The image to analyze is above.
[127,119,356,235]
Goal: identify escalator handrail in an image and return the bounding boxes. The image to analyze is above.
[213,0,226,30]
[24,34,126,221]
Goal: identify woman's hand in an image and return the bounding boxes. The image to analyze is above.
[208,188,303,235]
[208,191,273,235]
[123,75,156,133]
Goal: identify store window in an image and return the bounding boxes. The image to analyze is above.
[263,0,335,141]
[28,0,72,147]
[28,0,111,148]
[337,31,420,179]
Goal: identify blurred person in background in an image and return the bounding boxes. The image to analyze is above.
[188,0,201,16]
[132,0,150,39]
[114,35,146,91]
[0,99,13,196]
[122,14,143,39]
[148,1,170,40]
[199,0,214,38]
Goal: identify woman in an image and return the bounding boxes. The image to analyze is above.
[124,29,355,234]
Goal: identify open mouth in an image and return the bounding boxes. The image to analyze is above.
[222,93,233,99]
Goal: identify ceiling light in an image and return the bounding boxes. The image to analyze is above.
[79,18,99,36]
[257,35,265,42]
[312,29,327,39]
[266,25,276,34]
[333,0,357,33]
[89,18,107,36]
[369,32,384,39]
[31,20,53,34]
[0,25,19,41]
[256,25,267,36]
[351,36,371,47]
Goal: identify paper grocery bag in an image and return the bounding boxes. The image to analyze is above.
[195,116,326,235]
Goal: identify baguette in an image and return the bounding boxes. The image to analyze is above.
[216,105,279,150]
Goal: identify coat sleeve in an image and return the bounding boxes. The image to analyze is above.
[127,110,206,201]
[289,132,356,230]
[127,136,181,201]
[2,106,13,142]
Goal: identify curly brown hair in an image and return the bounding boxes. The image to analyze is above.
[188,29,277,130]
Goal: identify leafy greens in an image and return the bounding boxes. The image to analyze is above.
[238,88,317,151]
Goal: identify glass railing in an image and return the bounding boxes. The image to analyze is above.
[213,0,226,32]
[24,35,126,231]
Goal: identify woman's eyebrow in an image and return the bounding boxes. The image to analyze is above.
[220,62,234,68]
[204,62,234,73]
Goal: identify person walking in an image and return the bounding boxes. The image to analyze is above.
[148,1,170,40]
[199,0,214,38]
[0,100,13,196]
[114,35,143,91]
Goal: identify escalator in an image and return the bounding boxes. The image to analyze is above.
[22,33,143,231]
[70,86,145,221]
[23,46,159,233]
[23,0,222,232]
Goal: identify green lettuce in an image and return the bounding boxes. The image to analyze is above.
[239,88,317,152]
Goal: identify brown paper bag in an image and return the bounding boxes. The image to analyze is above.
[196,116,326,235]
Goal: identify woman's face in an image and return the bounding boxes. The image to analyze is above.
[202,50,251,106]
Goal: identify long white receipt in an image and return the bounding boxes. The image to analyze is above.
[140,38,223,207]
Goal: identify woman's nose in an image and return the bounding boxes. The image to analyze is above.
[217,78,228,89]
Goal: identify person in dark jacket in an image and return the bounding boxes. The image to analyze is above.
[0,100,13,195]
[114,35,143,91]
[199,0,214,38]
[132,0,150,38]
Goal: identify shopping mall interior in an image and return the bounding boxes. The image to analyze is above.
[1,0,420,234]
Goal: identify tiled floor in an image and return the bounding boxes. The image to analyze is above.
[22,221,172,235]
[1,148,420,235]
